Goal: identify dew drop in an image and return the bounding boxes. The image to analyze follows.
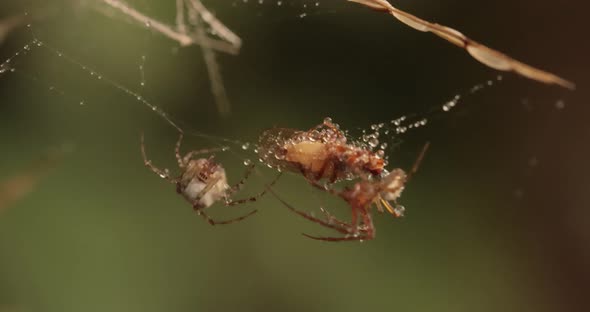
[241,143,250,150]
[555,100,565,110]
[243,159,252,166]
[394,205,405,217]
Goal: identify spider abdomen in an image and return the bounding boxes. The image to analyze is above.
[182,177,229,209]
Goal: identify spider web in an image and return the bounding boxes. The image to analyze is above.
[0,2,583,311]
[0,0,572,203]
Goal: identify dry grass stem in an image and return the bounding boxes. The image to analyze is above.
[184,0,232,116]
[99,0,239,55]
[349,0,575,89]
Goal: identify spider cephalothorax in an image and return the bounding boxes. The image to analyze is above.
[141,132,277,225]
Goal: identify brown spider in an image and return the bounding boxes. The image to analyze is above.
[257,118,385,184]
[141,132,276,225]
[269,142,429,242]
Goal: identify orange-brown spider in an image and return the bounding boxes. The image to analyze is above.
[141,132,275,225]
[269,143,429,242]
[257,118,385,184]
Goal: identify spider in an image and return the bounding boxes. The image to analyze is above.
[140,132,276,225]
[269,142,429,242]
[257,117,385,184]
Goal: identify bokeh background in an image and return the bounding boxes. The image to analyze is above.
[1,1,588,312]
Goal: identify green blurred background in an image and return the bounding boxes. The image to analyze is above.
[1,1,588,311]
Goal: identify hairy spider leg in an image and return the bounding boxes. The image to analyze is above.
[302,176,363,230]
[267,186,362,235]
[406,142,430,182]
[302,210,375,242]
[319,206,352,228]
[227,163,256,194]
[225,172,282,206]
[194,208,258,226]
[141,133,176,183]
[191,175,258,225]
[173,132,228,167]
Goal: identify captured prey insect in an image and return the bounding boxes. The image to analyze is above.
[257,117,385,184]
[141,132,277,225]
[268,142,429,242]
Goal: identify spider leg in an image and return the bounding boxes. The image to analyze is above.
[406,142,430,182]
[193,207,257,225]
[175,131,185,168]
[303,176,340,197]
[194,176,222,202]
[140,133,175,183]
[226,163,256,195]
[266,187,357,235]
[302,209,374,242]
[302,233,370,242]
[225,172,282,206]
[319,206,351,228]
[182,146,227,164]
[360,210,375,239]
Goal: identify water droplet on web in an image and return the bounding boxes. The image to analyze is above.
[323,117,332,124]
[243,159,253,166]
[555,100,565,110]
[394,205,405,217]
[368,138,379,148]
[79,101,85,106]
[241,143,250,150]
